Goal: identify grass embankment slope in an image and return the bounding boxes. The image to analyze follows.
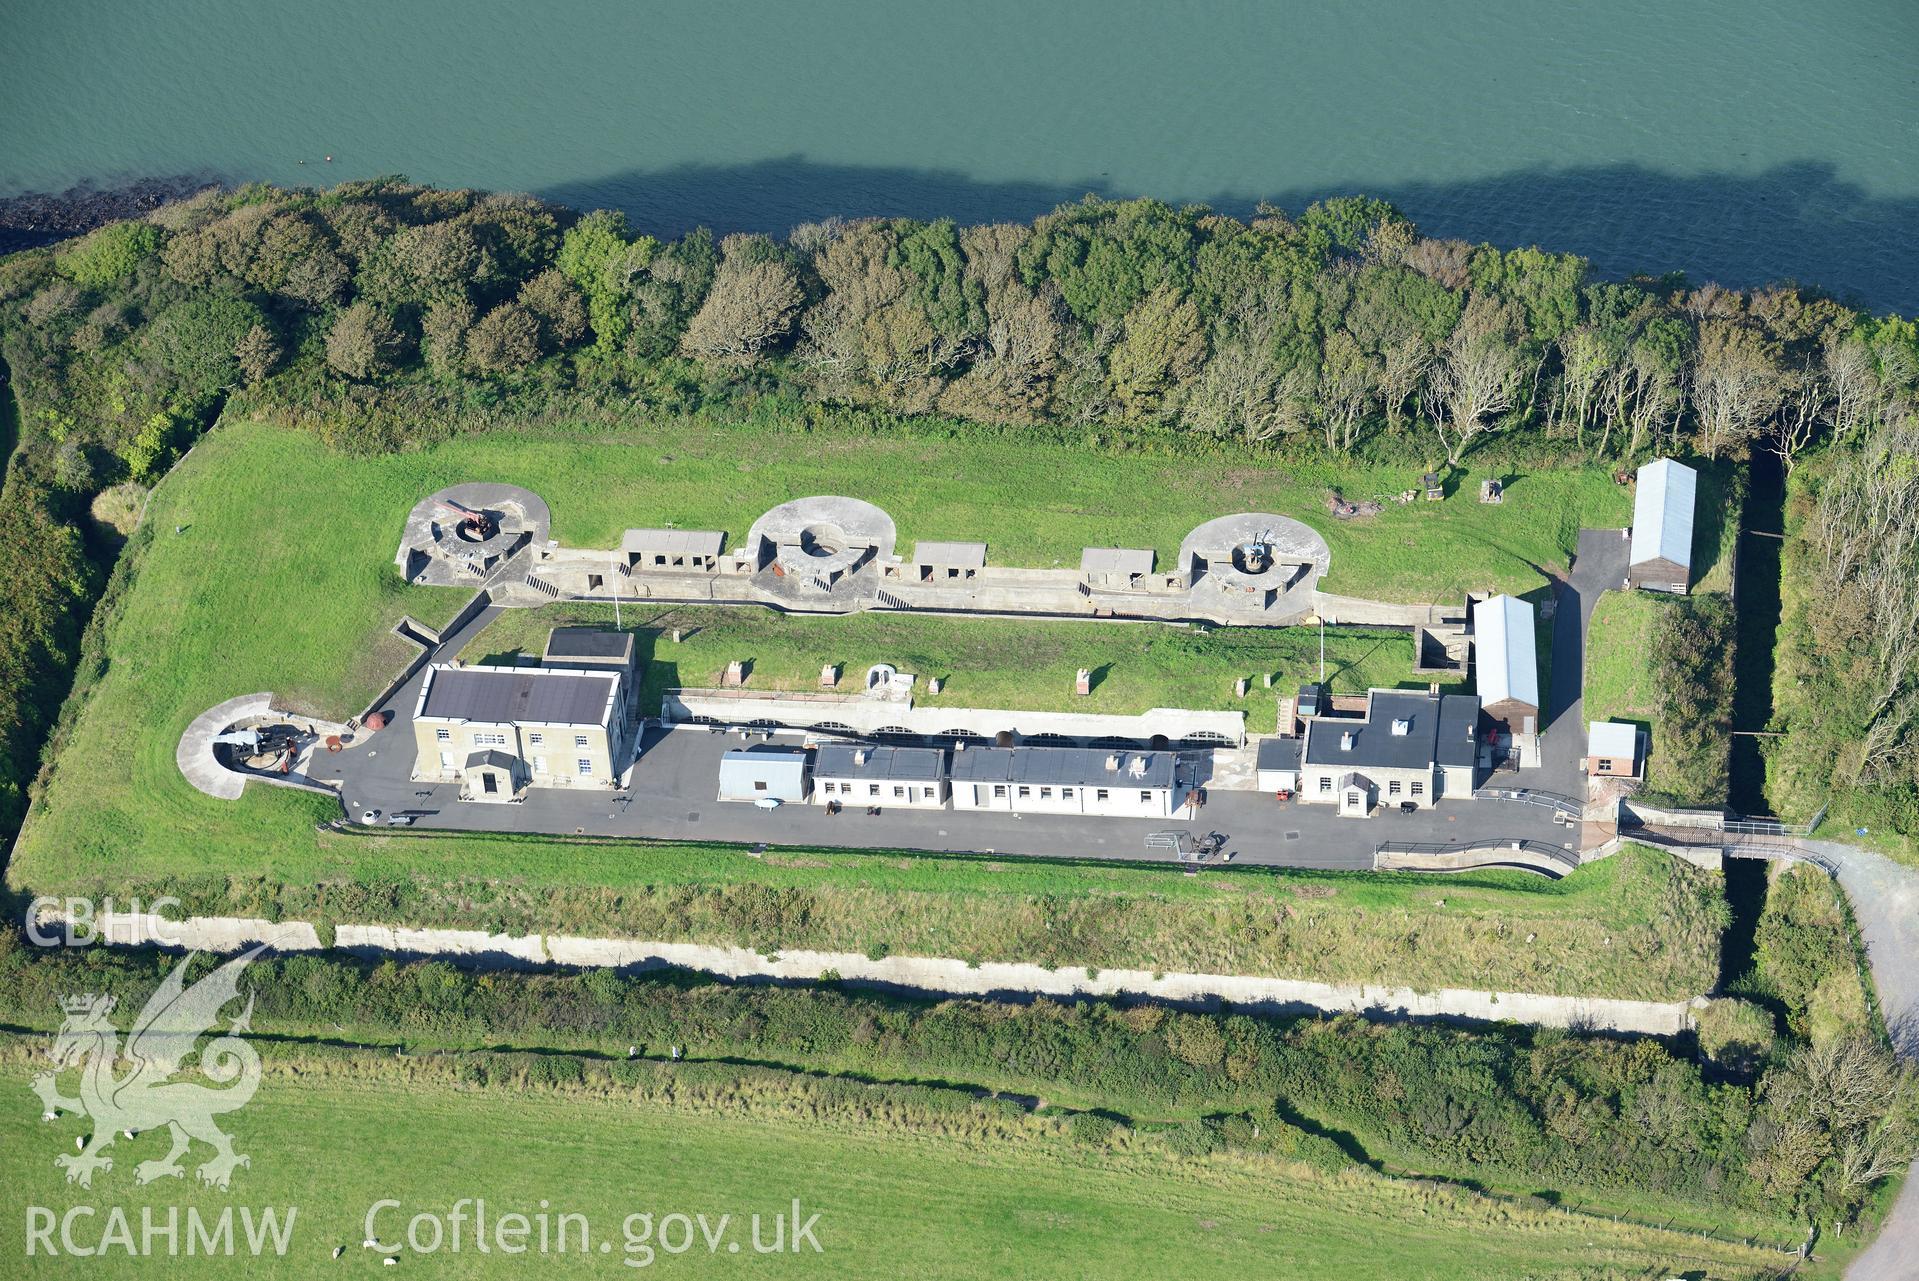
[0,1050,1789,1281]
[17,822,1723,1000]
[467,604,1445,720]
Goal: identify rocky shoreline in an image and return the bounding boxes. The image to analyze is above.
[0,175,222,254]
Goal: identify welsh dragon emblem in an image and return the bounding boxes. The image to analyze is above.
[32,945,266,1189]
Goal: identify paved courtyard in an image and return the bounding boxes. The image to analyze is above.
[322,607,1568,871]
[304,521,1638,873]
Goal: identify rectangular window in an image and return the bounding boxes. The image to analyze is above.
[473,731,506,747]
[575,735,589,748]
[1347,792,1360,808]
[577,759,593,776]
[1598,759,1613,771]
[1388,780,1401,796]
[868,784,880,797]
[893,786,905,798]
[1139,790,1152,802]
[1096,789,1110,802]
[1061,788,1073,799]
[1017,786,1030,799]
[1039,787,1052,799]
[435,728,450,742]
[993,785,1007,798]
[1411,781,1424,796]
[923,787,935,799]
[1319,777,1333,793]
[754,780,767,792]
[528,732,543,746]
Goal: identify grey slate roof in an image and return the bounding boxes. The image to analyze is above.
[1303,690,1480,771]
[949,746,1176,789]
[543,627,636,663]
[815,743,946,782]
[1436,694,1482,767]
[420,665,615,726]
[1256,737,1303,771]
[463,749,518,770]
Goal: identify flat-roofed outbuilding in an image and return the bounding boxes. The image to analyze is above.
[1080,547,1156,589]
[1587,720,1642,778]
[543,627,637,671]
[1255,735,1303,792]
[717,746,810,803]
[908,541,987,582]
[623,528,726,571]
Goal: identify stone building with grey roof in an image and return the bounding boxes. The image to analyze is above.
[1299,688,1480,816]
[411,635,635,800]
[949,745,1187,817]
[813,743,948,808]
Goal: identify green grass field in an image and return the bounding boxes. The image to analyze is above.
[465,604,1448,720]
[1583,591,1681,793]
[6,417,1713,997]
[0,1050,1791,1280]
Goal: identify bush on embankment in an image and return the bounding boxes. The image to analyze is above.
[2,932,1910,1231]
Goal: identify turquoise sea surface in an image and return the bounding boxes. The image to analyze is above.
[3,0,1915,309]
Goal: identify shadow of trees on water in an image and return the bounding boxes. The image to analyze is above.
[542,156,1919,313]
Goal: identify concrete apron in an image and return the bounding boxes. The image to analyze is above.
[59,910,1699,1036]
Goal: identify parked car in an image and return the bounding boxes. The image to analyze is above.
[386,813,416,827]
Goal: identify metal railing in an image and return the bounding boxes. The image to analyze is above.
[1474,786,1581,815]
[1374,837,1579,872]
[1626,827,1839,874]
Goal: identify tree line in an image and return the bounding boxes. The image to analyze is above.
[1,174,1915,844]
[5,177,1916,474]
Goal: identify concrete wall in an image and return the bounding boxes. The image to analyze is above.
[56,909,1701,1036]
[662,689,1245,746]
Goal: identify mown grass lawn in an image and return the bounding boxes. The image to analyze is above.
[0,1056,1790,1280]
[1583,590,1688,794]
[464,603,1449,720]
[9,418,1716,997]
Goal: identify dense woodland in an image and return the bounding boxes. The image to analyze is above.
[0,176,1916,841]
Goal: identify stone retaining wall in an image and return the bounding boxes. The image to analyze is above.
[64,910,1698,1036]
